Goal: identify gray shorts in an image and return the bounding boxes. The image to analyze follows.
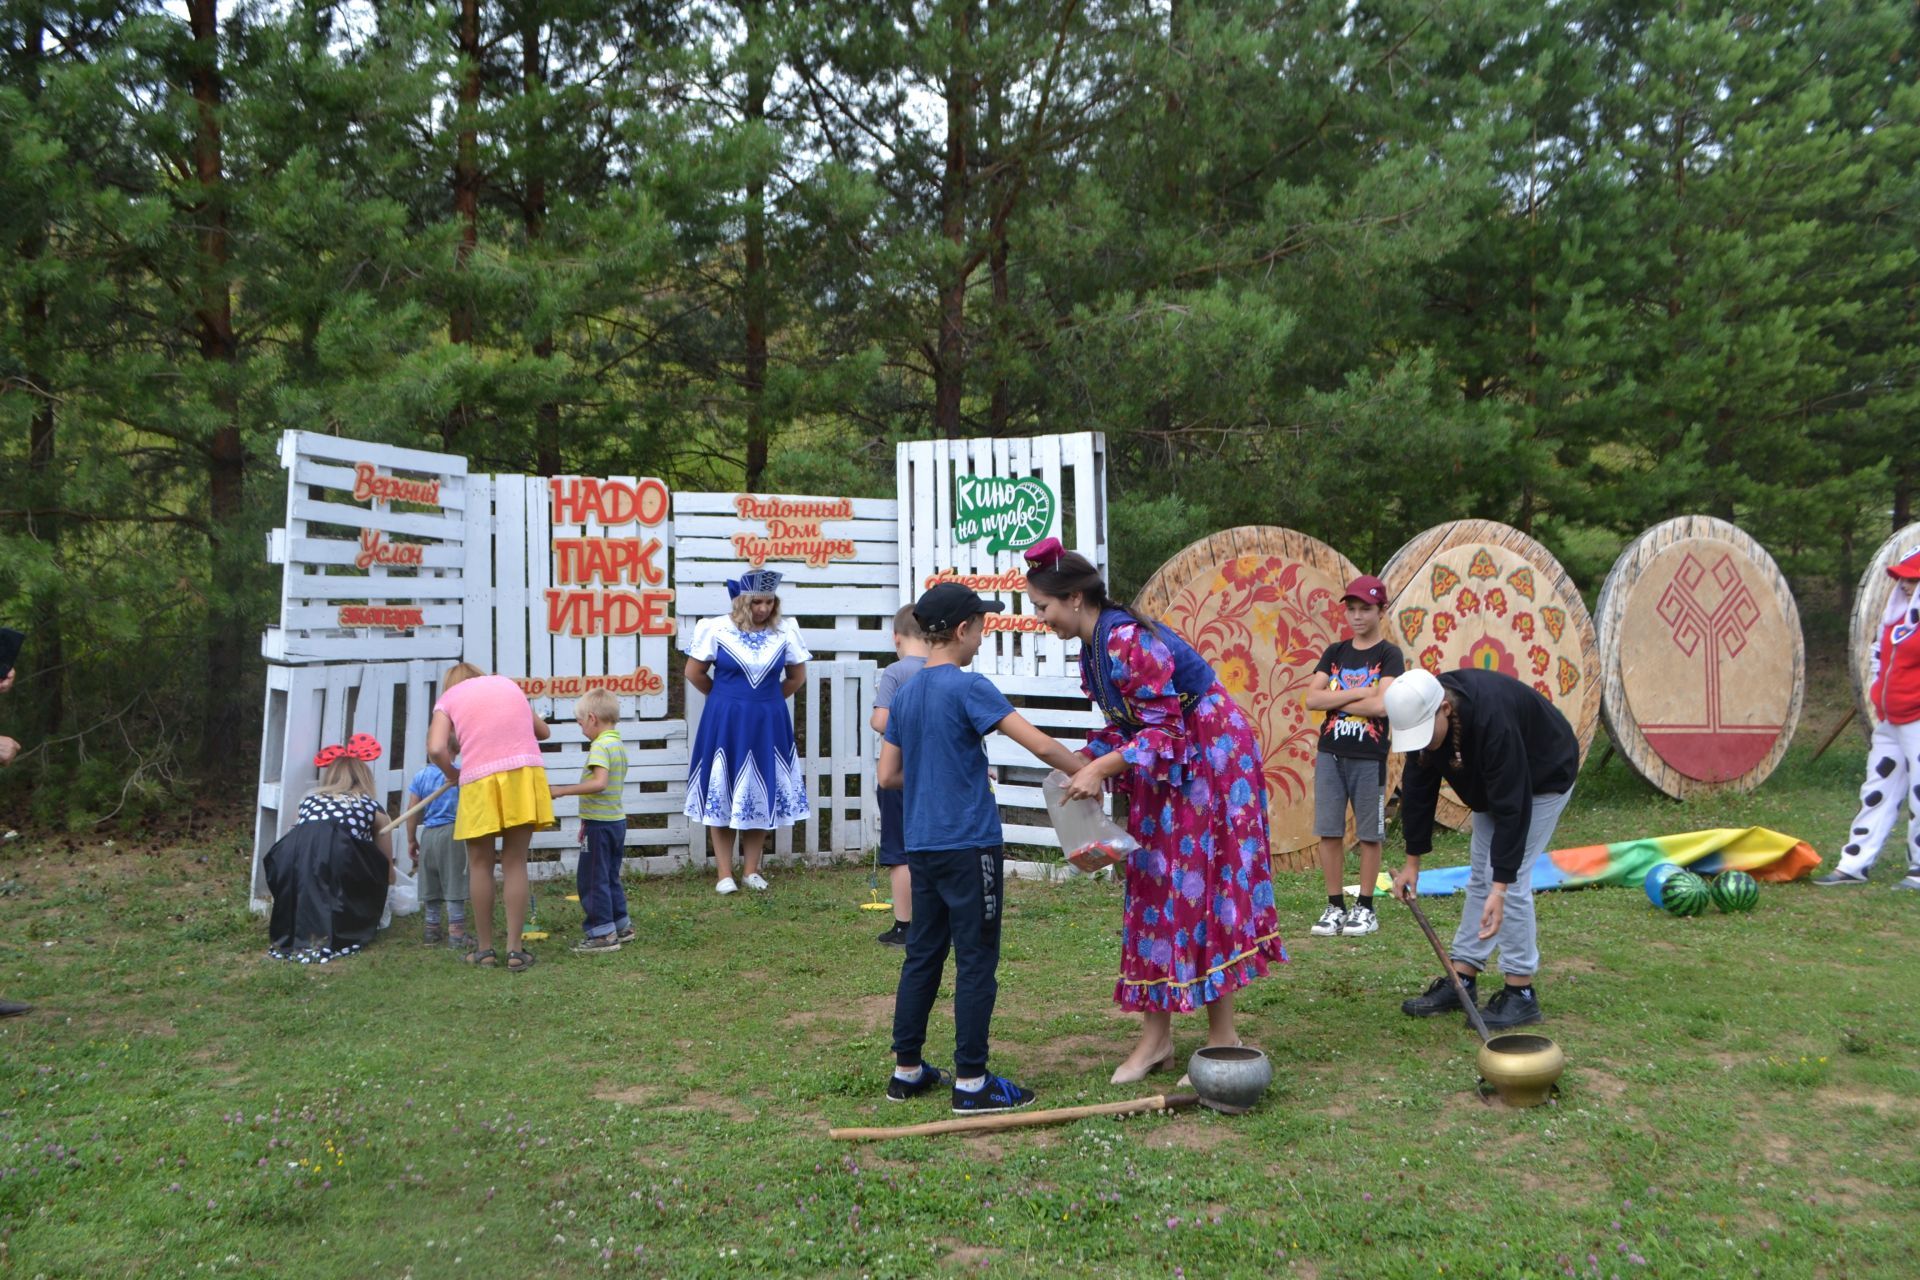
[1313,753,1386,843]
[417,823,469,905]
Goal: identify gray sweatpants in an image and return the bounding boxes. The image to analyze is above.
[1449,789,1573,980]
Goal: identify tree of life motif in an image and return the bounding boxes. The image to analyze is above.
[1653,552,1760,733]
[1156,555,1348,816]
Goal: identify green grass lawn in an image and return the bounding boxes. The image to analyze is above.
[2,735,1917,1279]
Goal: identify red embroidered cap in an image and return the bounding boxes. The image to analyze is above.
[1889,547,1920,581]
[1342,575,1388,606]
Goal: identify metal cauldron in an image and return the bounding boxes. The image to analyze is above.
[1185,1045,1272,1114]
[1476,1032,1565,1107]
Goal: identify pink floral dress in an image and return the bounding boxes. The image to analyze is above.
[1081,613,1287,1012]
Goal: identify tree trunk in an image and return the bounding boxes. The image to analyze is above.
[189,0,245,762]
[984,0,1009,434]
[742,0,771,486]
[446,0,481,449]
[20,5,62,733]
[932,2,974,437]
[522,12,561,475]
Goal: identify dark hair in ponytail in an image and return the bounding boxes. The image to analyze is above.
[1025,552,1164,643]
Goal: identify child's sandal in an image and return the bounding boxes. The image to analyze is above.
[466,948,497,968]
[507,949,536,973]
[421,925,445,946]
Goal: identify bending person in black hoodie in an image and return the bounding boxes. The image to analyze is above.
[1383,669,1579,1030]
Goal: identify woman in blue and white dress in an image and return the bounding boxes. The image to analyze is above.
[683,569,812,894]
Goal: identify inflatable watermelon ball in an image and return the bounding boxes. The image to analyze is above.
[1710,869,1760,913]
[1662,870,1710,917]
[1644,862,1685,909]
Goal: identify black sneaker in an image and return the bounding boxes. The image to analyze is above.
[885,1064,948,1102]
[0,999,29,1018]
[571,934,621,955]
[876,921,909,947]
[1402,974,1474,1017]
[952,1073,1035,1114]
[1481,985,1544,1030]
[1814,870,1869,886]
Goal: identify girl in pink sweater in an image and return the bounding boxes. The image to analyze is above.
[428,663,553,970]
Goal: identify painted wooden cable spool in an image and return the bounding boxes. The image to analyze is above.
[1134,527,1361,871]
[1380,520,1601,830]
[1850,523,1920,734]
[1596,516,1803,798]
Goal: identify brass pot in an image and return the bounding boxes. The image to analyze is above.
[1476,1033,1565,1108]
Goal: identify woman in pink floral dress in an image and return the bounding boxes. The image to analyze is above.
[1025,539,1287,1084]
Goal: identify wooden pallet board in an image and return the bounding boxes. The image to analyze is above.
[1596,516,1803,798]
[1381,520,1600,829]
[1850,523,1920,733]
[1134,526,1362,871]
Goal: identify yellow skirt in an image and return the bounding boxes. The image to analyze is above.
[453,766,556,841]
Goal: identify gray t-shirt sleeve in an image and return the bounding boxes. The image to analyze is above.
[875,663,905,709]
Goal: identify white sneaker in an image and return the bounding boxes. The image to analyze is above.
[1340,905,1380,936]
[1309,905,1345,937]
[715,877,738,895]
[744,873,770,891]
[1896,874,1920,892]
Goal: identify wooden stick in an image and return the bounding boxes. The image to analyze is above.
[1810,705,1858,763]
[377,780,456,836]
[1402,895,1494,1045]
[829,1092,1199,1141]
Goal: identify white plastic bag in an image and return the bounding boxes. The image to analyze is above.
[382,863,419,929]
[1043,770,1139,873]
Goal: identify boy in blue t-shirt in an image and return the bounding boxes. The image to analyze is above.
[404,763,466,947]
[879,582,1085,1114]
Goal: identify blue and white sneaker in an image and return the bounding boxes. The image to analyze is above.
[885,1064,948,1102]
[951,1073,1035,1115]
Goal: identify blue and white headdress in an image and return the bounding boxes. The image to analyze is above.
[727,569,784,598]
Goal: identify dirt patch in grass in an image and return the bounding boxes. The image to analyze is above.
[591,1083,753,1121]
[1815,1085,1913,1117]
[1571,1065,1629,1104]
[938,1241,999,1270]
[1134,1113,1236,1151]
[658,1090,755,1122]
[779,992,893,1037]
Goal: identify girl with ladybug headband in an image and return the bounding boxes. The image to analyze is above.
[300,733,392,861]
[1819,545,1920,890]
[263,733,396,961]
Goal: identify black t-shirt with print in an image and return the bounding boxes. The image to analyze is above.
[1311,638,1406,761]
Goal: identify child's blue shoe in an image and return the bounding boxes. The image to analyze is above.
[885,1064,948,1102]
[951,1073,1035,1115]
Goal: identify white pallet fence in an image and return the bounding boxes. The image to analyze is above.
[263,432,470,663]
[255,434,1112,902]
[894,434,1110,858]
[251,659,447,907]
[896,433,1108,679]
[462,473,673,722]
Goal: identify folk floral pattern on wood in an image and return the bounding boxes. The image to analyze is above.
[1154,554,1350,831]
[1396,543,1587,724]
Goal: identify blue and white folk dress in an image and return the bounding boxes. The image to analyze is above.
[682,616,812,829]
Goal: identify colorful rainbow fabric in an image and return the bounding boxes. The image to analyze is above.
[1406,827,1822,897]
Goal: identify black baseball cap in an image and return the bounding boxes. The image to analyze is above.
[913,583,1005,634]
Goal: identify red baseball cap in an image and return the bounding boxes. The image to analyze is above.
[1890,547,1920,581]
[1342,575,1388,606]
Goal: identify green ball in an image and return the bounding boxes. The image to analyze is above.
[1662,869,1710,917]
[1710,869,1760,913]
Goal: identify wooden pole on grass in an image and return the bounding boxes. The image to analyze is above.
[830,1092,1200,1141]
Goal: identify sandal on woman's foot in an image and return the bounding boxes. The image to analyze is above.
[448,933,476,952]
[465,948,497,968]
[507,949,537,973]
